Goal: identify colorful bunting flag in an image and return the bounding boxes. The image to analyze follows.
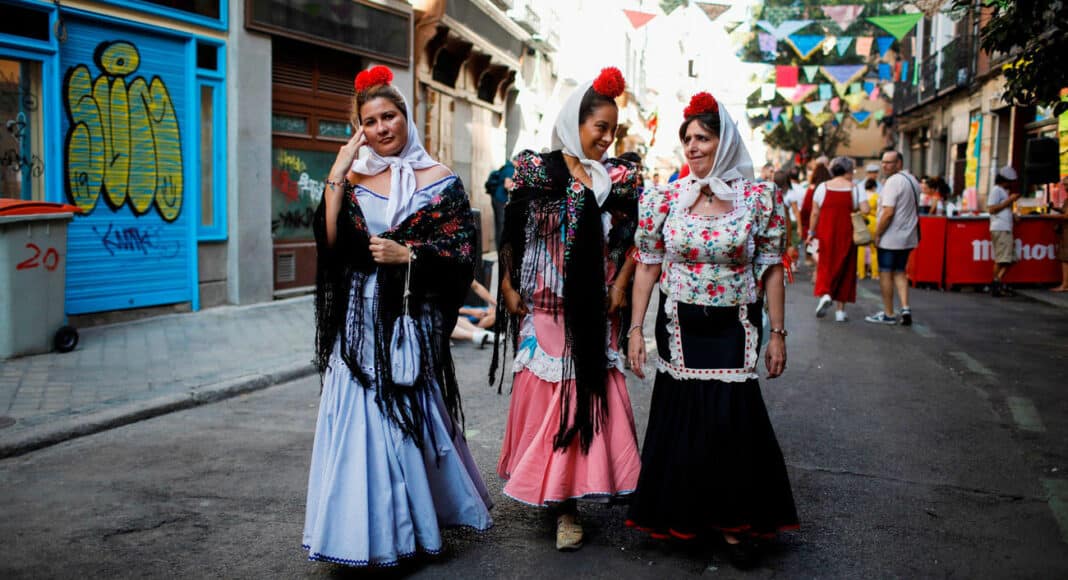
[830,98,841,113]
[822,36,837,56]
[870,85,881,100]
[863,81,875,95]
[821,64,868,92]
[821,5,865,31]
[776,84,818,103]
[770,106,783,122]
[878,63,892,81]
[761,83,777,101]
[622,9,656,29]
[782,116,793,130]
[835,112,845,124]
[874,110,886,121]
[804,100,827,115]
[876,36,895,58]
[819,84,833,100]
[882,83,895,98]
[803,66,820,82]
[852,111,873,127]
[785,34,827,60]
[850,82,863,95]
[856,36,874,56]
[756,19,813,40]
[793,105,802,120]
[807,112,833,127]
[775,65,799,88]
[836,37,854,56]
[868,13,924,41]
[758,33,778,54]
[844,93,865,109]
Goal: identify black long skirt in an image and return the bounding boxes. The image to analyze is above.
[626,295,799,539]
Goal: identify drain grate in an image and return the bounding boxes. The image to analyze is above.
[0,416,15,430]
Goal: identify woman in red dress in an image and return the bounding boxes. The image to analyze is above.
[807,157,869,322]
[800,163,831,266]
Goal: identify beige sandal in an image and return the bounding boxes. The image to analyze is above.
[555,514,584,551]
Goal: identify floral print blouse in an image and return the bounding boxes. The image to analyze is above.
[635,177,786,307]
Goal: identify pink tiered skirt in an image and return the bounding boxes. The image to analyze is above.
[497,367,641,506]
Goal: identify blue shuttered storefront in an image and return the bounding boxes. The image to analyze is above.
[58,16,195,314]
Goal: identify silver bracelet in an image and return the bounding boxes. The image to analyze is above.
[627,324,643,335]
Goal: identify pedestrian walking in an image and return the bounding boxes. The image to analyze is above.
[808,157,869,322]
[305,65,492,568]
[625,91,798,569]
[485,160,515,251]
[857,178,880,280]
[866,149,921,326]
[489,67,642,552]
[987,166,1021,297]
[801,162,831,267]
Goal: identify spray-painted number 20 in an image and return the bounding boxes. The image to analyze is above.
[16,243,59,271]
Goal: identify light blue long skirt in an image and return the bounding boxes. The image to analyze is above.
[302,334,494,567]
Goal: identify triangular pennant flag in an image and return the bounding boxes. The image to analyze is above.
[813,112,833,126]
[876,36,895,58]
[852,111,873,127]
[835,83,850,98]
[844,93,865,109]
[836,36,854,56]
[622,9,656,29]
[870,85,881,100]
[835,113,845,123]
[868,13,923,41]
[804,100,827,115]
[863,81,875,95]
[761,83,777,101]
[820,64,868,91]
[758,33,778,54]
[856,36,874,56]
[802,66,820,82]
[830,97,841,113]
[785,34,826,60]
[805,112,821,125]
[882,83,895,98]
[822,36,838,56]
[756,19,814,41]
[819,84,833,100]
[878,63,892,81]
[776,65,799,88]
[850,82,863,95]
[821,4,865,31]
[770,106,783,122]
[874,110,886,121]
[793,105,803,120]
[782,116,793,130]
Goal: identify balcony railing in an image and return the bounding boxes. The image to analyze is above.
[893,34,975,114]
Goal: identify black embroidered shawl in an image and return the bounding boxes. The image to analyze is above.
[490,150,641,453]
[313,177,477,449]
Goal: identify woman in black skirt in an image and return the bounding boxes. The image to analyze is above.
[625,91,798,568]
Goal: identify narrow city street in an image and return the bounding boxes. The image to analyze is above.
[2,275,1066,578]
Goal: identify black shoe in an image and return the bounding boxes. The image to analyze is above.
[900,308,912,326]
[991,281,1004,297]
[1001,285,1016,297]
[724,538,762,570]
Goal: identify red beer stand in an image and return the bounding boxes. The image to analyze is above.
[942,216,1061,288]
[906,216,948,288]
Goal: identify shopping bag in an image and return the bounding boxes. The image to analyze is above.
[851,212,872,245]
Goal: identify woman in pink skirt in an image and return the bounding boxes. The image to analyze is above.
[490,68,642,551]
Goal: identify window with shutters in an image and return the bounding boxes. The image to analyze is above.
[272,39,361,151]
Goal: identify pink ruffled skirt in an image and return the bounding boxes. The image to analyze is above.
[497,367,641,506]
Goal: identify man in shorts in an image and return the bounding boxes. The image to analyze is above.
[866,150,921,326]
[987,166,1021,297]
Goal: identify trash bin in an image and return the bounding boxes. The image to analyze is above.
[0,200,81,358]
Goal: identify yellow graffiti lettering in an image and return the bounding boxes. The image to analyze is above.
[276,150,307,174]
[64,41,183,221]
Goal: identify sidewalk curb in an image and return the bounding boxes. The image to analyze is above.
[0,362,317,460]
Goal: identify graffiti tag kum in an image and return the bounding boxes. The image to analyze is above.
[91,222,180,259]
[15,244,60,271]
[272,207,316,233]
[64,41,183,221]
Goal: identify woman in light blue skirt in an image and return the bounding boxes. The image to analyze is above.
[304,65,492,568]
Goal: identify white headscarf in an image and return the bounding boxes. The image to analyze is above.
[551,80,613,206]
[351,90,442,228]
[678,103,755,211]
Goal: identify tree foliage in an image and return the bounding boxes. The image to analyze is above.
[957,0,1068,116]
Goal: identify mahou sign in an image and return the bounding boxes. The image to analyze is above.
[944,217,1060,287]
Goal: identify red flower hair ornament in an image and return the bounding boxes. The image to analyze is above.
[592,67,625,99]
[684,92,719,118]
[354,65,394,94]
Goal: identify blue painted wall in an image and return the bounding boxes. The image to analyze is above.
[59,16,194,314]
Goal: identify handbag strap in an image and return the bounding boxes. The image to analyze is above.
[403,247,413,315]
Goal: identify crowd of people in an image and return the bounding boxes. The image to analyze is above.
[301,63,1068,574]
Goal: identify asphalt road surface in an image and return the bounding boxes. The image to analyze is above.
[2,278,1067,578]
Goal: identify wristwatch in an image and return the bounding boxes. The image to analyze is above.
[769,328,788,338]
